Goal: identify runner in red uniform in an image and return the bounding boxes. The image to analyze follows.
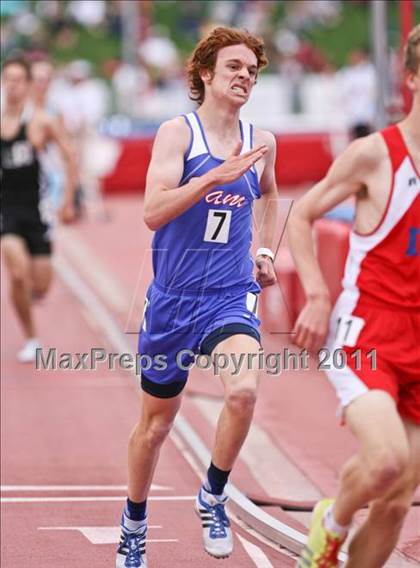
[324,123,420,423]
[289,25,420,567]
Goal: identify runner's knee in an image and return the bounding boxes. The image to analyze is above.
[32,281,50,298]
[368,450,409,495]
[142,417,173,449]
[225,384,257,416]
[32,261,53,298]
[10,266,30,289]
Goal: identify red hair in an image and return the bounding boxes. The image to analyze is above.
[187,26,268,106]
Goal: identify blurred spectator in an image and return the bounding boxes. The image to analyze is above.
[277,52,304,113]
[286,0,341,32]
[337,48,376,138]
[0,18,16,54]
[66,0,106,28]
[296,41,329,73]
[51,59,110,132]
[138,25,180,88]
[207,1,242,27]
[177,1,203,43]
[35,1,71,40]
[13,10,42,37]
[105,0,123,39]
[274,28,301,56]
[236,0,273,36]
[35,0,63,21]
[111,59,151,116]
[48,60,115,219]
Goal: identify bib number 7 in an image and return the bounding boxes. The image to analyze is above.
[204,209,232,244]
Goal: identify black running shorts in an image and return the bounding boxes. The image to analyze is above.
[0,206,52,255]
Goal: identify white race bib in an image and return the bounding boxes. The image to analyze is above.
[246,292,258,315]
[204,209,232,244]
[335,314,365,347]
[142,297,150,332]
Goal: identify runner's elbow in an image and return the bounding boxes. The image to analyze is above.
[289,201,316,229]
[144,202,167,230]
[143,209,160,231]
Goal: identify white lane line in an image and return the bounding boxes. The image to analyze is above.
[39,525,161,529]
[38,527,162,544]
[39,526,162,529]
[2,496,195,504]
[169,430,205,480]
[232,514,296,559]
[58,229,129,315]
[53,256,133,357]
[1,484,172,492]
[237,533,275,568]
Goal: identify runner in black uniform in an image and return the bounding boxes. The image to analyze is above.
[1,56,76,363]
[1,108,52,255]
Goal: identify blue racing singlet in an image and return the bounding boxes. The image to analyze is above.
[152,111,261,293]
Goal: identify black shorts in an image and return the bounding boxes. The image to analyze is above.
[0,206,52,256]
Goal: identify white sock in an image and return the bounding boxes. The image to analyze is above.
[202,482,224,500]
[122,510,147,533]
[323,504,350,538]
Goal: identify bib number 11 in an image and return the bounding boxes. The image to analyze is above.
[204,209,232,244]
[335,314,365,347]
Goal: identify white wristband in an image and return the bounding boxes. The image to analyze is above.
[256,247,275,261]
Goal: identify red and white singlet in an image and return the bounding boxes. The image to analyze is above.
[325,125,420,422]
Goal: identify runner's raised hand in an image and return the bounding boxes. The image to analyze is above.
[210,142,268,185]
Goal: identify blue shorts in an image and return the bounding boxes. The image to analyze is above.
[138,280,261,398]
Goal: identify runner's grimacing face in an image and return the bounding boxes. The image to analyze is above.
[203,44,258,106]
[2,64,30,103]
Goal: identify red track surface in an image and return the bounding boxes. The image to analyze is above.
[2,194,419,567]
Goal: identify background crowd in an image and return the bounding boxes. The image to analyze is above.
[2,0,417,136]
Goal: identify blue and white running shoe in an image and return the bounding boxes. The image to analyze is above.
[195,485,233,558]
[116,518,147,568]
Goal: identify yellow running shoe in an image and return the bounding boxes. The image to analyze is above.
[297,499,346,568]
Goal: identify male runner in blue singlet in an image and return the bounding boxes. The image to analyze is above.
[116,27,279,567]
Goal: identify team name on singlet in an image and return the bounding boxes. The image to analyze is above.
[205,190,246,208]
[406,227,420,256]
[1,140,34,168]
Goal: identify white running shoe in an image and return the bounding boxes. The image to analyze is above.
[116,516,147,568]
[195,485,233,558]
[17,339,41,364]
